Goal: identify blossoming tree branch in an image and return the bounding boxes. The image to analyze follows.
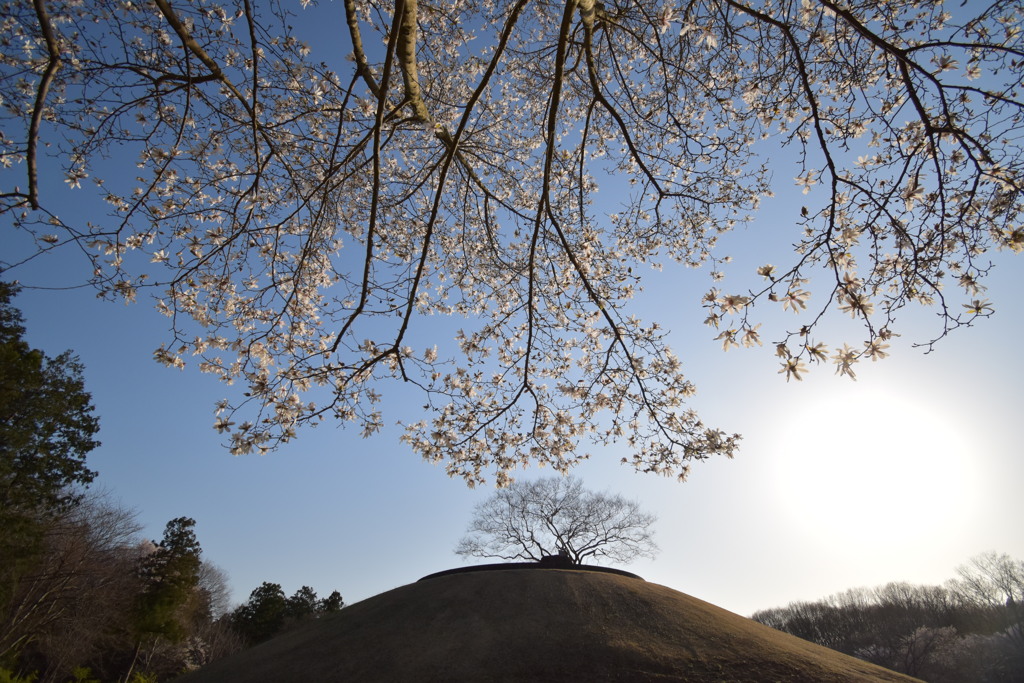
[1,0,1020,485]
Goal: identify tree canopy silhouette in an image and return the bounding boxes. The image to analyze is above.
[1,0,1021,484]
[456,476,658,565]
[0,283,98,514]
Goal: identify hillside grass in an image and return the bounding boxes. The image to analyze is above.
[178,568,922,682]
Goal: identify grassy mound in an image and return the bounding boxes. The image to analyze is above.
[179,568,921,682]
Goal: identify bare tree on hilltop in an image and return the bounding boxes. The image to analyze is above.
[456,476,658,565]
[1,1,1021,484]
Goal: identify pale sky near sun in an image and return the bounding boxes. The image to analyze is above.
[3,2,1023,618]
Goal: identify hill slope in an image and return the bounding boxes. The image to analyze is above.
[179,568,921,682]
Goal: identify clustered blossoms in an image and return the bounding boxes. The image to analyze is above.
[0,0,1020,485]
[696,1,1022,384]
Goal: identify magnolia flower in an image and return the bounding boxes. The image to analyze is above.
[715,329,739,350]
[741,325,762,348]
[832,344,858,379]
[717,293,750,314]
[657,6,675,34]
[779,287,810,312]
[902,177,925,209]
[839,293,874,318]
[64,171,87,189]
[153,346,185,370]
[958,274,984,295]
[963,299,994,315]
[805,341,827,362]
[795,170,817,194]
[779,358,808,382]
[863,338,890,361]
[7,0,1017,485]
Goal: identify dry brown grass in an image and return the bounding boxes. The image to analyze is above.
[178,568,922,682]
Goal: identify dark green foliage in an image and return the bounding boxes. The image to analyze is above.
[231,583,344,646]
[0,283,99,515]
[134,517,203,643]
[230,583,287,645]
[285,586,319,621]
[0,667,37,683]
[320,591,344,614]
[67,667,100,683]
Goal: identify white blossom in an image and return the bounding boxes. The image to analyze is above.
[1,0,1019,484]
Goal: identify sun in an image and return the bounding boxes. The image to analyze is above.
[767,380,980,550]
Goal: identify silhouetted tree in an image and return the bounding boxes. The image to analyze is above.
[319,591,344,614]
[125,517,204,680]
[456,476,657,565]
[230,583,287,646]
[134,517,203,642]
[230,582,345,646]
[285,586,319,621]
[0,283,99,514]
[0,283,100,670]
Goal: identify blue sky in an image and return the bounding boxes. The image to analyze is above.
[3,0,1023,618]
[7,187,1022,617]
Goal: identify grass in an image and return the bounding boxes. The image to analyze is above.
[178,568,922,682]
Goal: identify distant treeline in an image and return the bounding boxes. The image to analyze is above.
[751,552,1024,682]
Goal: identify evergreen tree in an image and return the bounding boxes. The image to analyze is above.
[230,583,287,645]
[0,283,99,514]
[231,583,344,645]
[285,586,318,621]
[134,517,203,643]
[319,591,344,614]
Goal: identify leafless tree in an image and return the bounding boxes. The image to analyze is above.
[0,491,143,681]
[949,551,1024,609]
[197,561,233,622]
[456,476,657,565]
[949,551,1024,652]
[751,556,1024,681]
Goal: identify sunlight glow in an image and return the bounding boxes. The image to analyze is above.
[769,382,981,550]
